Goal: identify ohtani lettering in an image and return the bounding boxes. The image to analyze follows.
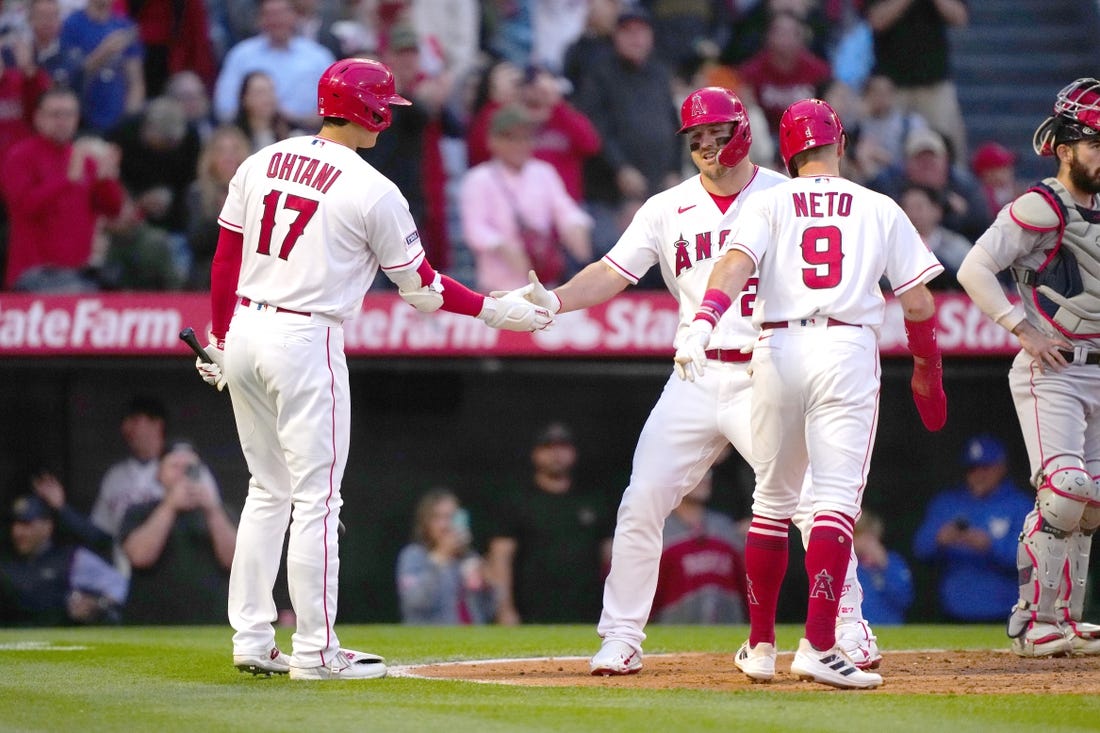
[266,153,343,193]
[791,191,853,218]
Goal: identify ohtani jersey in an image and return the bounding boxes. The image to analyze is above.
[729,174,943,328]
[218,135,425,322]
[602,165,789,350]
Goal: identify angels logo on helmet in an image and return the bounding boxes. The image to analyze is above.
[677,86,753,169]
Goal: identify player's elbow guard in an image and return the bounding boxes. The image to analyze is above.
[399,285,444,313]
[394,267,444,313]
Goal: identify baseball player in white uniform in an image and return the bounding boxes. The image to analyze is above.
[503,88,882,676]
[193,58,551,680]
[958,78,1100,658]
[677,98,945,689]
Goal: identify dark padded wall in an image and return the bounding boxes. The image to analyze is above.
[0,355,1051,623]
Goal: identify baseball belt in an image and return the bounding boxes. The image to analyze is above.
[240,297,312,318]
[705,349,752,363]
[1058,349,1100,365]
[761,317,859,329]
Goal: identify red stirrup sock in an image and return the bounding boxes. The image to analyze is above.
[804,511,856,651]
[745,515,790,646]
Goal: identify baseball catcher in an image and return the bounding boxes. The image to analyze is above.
[958,77,1100,657]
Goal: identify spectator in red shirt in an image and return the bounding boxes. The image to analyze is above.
[2,87,124,291]
[970,140,1023,216]
[119,0,215,96]
[0,30,51,162]
[652,468,748,624]
[737,11,832,142]
[520,64,601,203]
[358,22,455,271]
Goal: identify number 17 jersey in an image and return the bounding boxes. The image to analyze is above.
[218,135,426,322]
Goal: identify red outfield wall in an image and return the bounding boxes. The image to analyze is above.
[0,291,1019,358]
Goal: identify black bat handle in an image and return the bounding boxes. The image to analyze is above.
[179,327,213,364]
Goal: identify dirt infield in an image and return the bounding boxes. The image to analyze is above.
[402,650,1100,694]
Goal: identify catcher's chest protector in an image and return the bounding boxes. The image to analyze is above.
[1014,178,1100,338]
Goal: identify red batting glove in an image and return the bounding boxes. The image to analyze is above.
[905,317,947,431]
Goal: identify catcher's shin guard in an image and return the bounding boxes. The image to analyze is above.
[1063,506,1100,655]
[1008,508,1070,638]
[1069,504,1100,621]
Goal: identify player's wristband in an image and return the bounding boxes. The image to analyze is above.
[693,288,733,328]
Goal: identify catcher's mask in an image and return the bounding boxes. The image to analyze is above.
[677,86,753,168]
[1033,77,1100,156]
[317,58,410,133]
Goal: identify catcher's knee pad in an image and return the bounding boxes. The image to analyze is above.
[1035,456,1094,533]
[1082,501,1100,533]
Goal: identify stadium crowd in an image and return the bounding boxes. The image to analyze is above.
[0,0,1006,297]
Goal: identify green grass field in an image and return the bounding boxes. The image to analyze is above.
[1,624,1097,733]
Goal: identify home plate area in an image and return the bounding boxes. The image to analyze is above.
[392,650,1100,694]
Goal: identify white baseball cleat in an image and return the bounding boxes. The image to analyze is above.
[790,638,883,689]
[1011,621,1072,658]
[733,640,776,682]
[1065,622,1100,656]
[835,618,882,670]
[289,649,387,680]
[589,639,643,676]
[234,646,290,676]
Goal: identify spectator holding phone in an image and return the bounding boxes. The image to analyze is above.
[912,434,1033,621]
[119,440,236,624]
[395,488,495,625]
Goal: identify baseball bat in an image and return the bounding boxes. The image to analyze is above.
[179,327,348,538]
[179,327,213,363]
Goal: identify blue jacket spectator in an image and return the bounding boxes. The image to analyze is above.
[853,511,914,625]
[913,435,1034,621]
[0,495,126,626]
[60,0,145,132]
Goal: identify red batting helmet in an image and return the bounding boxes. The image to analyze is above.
[677,87,753,168]
[317,58,411,132]
[778,98,844,176]
[1033,77,1100,156]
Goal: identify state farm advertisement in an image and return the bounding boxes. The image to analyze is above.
[0,292,1020,358]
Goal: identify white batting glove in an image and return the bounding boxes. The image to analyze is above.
[195,339,227,391]
[489,271,562,314]
[521,269,561,313]
[477,296,553,332]
[673,320,713,382]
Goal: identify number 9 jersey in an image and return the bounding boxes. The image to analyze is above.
[727,174,943,330]
[218,135,425,323]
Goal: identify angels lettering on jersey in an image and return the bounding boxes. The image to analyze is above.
[673,226,731,277]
